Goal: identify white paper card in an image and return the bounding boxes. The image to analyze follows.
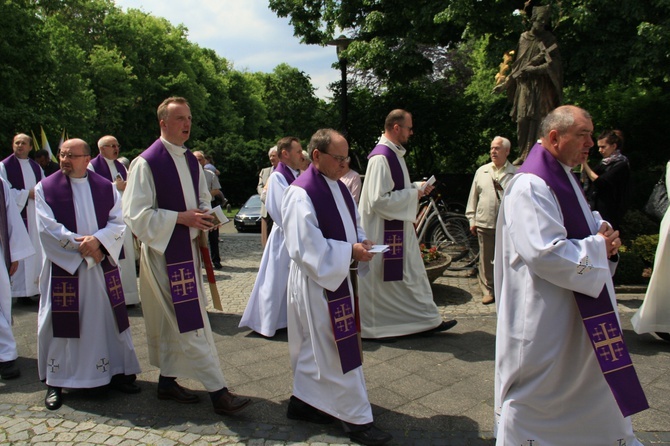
[420,175,436,191]
[208,205,229,228]
[368,245,390,253]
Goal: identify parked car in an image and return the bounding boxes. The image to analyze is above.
[234,194,262,233]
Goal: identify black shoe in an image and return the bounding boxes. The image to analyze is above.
[45,386,63,410]
[347,423,393,445]
[0,360,20,380]
[287,395,334,424]
[109,381,141,394]
[418,319,458,337]
[212,388,251,415]
[213,262,222,269]
[157,382,200,404]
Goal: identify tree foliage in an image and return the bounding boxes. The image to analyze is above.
[271,0,670,185]
[0,0,332,204]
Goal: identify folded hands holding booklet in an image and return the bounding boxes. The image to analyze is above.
[207,205,229,229]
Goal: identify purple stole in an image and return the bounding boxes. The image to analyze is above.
[1,155,42,228]
[520,143,648,417]
[89,155,127,181]
[41,170,130,338]
[141,139,204,334]
[274,162,297,185]
[367,144,404,281]
[0,182,10,271]
[293,164,362,374]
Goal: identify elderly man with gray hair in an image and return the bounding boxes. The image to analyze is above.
[465,136,516,305]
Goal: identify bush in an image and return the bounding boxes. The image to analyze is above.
[620,209,659,241]
[630,234,660,265]
[615,248,649,285]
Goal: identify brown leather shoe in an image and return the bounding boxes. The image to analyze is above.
[213,388,251,415]
[482,295,495,305]
[157,383,200,404]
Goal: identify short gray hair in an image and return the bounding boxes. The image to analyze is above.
[268,146,278,157]
[493,136,511,151]
[540,106,592,137]
[307,128,341,158]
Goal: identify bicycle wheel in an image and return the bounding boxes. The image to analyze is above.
[427,215,479,269]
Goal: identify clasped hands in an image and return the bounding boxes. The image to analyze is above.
[75,235,104,263]
[597,222,621,258]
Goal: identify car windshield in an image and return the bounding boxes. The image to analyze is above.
[242,195,262,210]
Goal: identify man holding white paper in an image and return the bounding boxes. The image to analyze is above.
[358,109,457,340]
[124,97,250,415]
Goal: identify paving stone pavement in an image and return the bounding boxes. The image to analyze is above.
[2,232,670,445]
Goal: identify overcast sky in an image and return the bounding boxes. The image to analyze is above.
[112,0,340,99]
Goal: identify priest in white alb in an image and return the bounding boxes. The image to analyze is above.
[239,136,303,337]
[123,97,250,416]
[88,134,140,306]
[282,128,392,445]
[0,133,44,301]
[0,177,35,380]
[35,138,141,411]
[494,106,647,445]
[358,109,456,339]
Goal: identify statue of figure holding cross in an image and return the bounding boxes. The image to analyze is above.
[495,5,563,164]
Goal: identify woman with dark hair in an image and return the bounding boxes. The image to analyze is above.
[581,129,630,230]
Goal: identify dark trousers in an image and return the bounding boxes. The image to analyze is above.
[208,227,220,263]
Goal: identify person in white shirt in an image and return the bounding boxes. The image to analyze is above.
[465,136,516,304]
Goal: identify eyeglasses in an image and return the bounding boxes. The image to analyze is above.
[322,152,350,164]
[59,153,89,159]
[102,144,120,149]
[397,125,413,131]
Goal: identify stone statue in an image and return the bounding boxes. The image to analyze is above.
[494,5,563,164]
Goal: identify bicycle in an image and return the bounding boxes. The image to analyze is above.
[415,195,479,270]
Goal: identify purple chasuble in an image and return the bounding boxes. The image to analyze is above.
[41,170,130,338]
[519,143,648,417]
[141,139,204,333]
[292,164,362,374]
[367,144,404,281]
[273,162,297,185]
[0,183,10,271]
[1,154,42,228]
[89,155,127,181]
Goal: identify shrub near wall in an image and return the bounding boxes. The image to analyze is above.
[615,210,661,285]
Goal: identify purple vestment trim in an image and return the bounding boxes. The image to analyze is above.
[274,162,297,185]
[368,144,404,281]
[41,170,130,338]
[90,155,127,181]
[293,164,361,374]
[141,139,204,333]
[519,143,648,417]
[1,155,42,228]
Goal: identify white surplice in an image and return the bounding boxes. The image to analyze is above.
[239,168,298,336]
[0,178,35,362]
[123,139,226,391]
[358,137,441,338]
[282,178,373,425]
[494,166,641,446]
[0,159,43,297]
[88,158,140,305]
[35,176,140,388]
[632,161,670,334]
